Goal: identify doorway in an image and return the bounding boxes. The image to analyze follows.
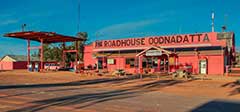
[199,60,207,74]
[98,60,103,69]
[142,56,168,73]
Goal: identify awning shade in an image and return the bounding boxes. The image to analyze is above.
[4,31,86,43]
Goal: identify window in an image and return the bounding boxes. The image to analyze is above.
[142,58,147,68]
[142,58,154,68]
[153,58,158,68]
[125,58,135,68]
[147,58,153,68]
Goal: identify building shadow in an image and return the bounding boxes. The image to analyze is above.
[0,87,85,99]
[7,79,188,112]
[230,87,240,96]
[189,100,240,112]
[221,81,240,96]
[7,89,137,112]
[0,75,141,90]
[134,79,185,91]
[0,75,142,99]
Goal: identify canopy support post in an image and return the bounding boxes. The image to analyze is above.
[164,58,166,73]
[75,41,79,73]
[27,39,30,67]
[40,38,44,72]
[62,42,66,68]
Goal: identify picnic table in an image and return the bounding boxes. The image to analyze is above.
[112,69,126,76]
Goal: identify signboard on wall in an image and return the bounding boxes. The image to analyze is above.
[146,50,162,56]
[107,59,115,64]
[169,57,175,65]
[94,33,211,48]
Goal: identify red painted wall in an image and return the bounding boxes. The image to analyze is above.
[84,45,96,68]
[13,62,27,69]
[83,47,226,75]
[177,54,224,75]
[178,55,199,74]
[207,55,224,75]
[0,62,28,70]
[106,57,119,72]
[0,62,13,70]
[106,57,136,73]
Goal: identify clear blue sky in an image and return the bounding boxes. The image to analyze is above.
[0,0,239,57]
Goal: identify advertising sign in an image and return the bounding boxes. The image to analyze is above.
[107,59,115,64]
[146,50,162,56]
[94,33,211,48]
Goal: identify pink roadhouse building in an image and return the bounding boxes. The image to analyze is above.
[84,32,235,75]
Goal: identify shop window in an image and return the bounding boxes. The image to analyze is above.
[160,59,169,70]
[166,60,169,70]
[153,58,158,68]
[147,58,153,68]
[160,59,164,70]
[142,58,154,68]
[142,58,147,68]
[126,58,135,68]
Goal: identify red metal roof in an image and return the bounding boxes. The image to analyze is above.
[4,31,85,43]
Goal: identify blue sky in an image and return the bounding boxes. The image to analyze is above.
[0,0,239,57]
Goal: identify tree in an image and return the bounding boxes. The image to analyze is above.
[77,32,88,60]
[31,51,39,57]
[43,44,62,62]
[41,32,88,65]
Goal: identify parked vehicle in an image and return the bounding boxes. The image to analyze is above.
[44,63,60,71]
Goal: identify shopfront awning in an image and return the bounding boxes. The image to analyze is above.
[136,46,173,57]
[4,31,85,43]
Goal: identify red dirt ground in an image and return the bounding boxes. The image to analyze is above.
[0,70,240,112]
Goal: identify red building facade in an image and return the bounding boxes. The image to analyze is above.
[84,32,235,75]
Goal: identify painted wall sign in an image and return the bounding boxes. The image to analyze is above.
[169,57,175,65]
[94,33,213,48]
[107,59,115,64]
[146,50,162,56]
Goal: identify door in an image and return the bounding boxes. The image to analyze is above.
[98,60,103,69]
[199,60,207,74]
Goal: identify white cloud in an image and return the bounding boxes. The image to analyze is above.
[95,19,164,38]
[0,19,19,26]
[0,42,26,57]
[0,10,54,27]
[0,12,19,26]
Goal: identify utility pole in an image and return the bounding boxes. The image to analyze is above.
[22,24,26,32]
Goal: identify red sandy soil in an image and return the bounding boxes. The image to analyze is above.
[0,70,240,112]
[0,70,240,99]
